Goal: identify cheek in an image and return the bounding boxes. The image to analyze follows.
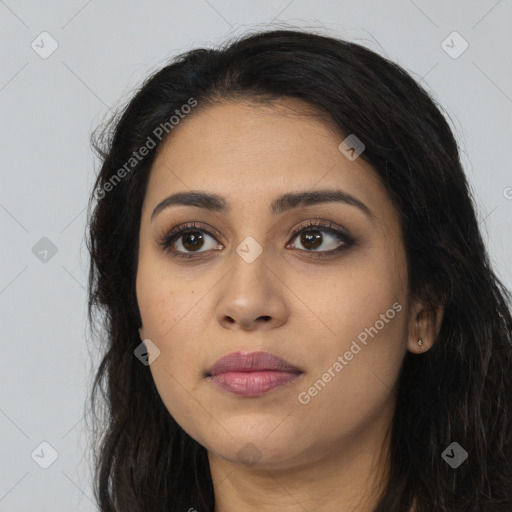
[290,248,408,419]
[136,256,211,413]
[293,303,406,447]
[288,251,407,357]
[149,359,211,446]
[137,272,207,379]
[136,253,192,341]
[327,237,408,349]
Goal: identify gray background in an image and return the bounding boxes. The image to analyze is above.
[1,0,511,510]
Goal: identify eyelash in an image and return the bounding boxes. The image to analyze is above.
[156,220,356,260]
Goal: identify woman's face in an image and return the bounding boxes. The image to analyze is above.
[136,98,422,471]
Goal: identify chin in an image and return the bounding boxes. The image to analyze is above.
[205,431,309,470]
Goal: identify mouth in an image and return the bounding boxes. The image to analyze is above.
[205,351,304,397]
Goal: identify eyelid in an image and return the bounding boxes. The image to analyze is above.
[286,219,354,244]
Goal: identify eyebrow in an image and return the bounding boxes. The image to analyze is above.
[150,188,375,221]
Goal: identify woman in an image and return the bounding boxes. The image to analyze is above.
[86,28,512,511]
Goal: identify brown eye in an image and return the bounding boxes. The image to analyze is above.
[300,230,323,250]
[286,220,357,258]
[180,231,205,252]
[287,222,354,255]
[157,222,223,258]
[168,229,220,255]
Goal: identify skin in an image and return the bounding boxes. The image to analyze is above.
[136,98,443,512]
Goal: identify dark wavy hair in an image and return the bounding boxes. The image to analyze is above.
[86,28,512,511]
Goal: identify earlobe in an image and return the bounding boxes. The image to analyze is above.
[407,298,444,354]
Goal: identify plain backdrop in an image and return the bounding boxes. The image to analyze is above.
[1,1,511,510]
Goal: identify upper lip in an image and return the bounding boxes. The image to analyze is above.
[206,351,303,376]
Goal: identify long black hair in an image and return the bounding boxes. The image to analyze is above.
[86,28,512,511]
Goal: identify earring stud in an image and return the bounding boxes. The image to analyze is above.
[418,339,423,346]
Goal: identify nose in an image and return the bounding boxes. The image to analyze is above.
[215,254,289,331]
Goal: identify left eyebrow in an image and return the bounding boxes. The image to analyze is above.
[270,189,374,219]
[150,188,375,221]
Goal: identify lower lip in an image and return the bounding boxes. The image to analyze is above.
[210,371,301,397]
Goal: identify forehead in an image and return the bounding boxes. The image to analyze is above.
[143,98,392,221]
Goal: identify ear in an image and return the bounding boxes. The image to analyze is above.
[138,326,146,341]
[407,296,444,354]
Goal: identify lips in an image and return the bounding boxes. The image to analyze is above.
[206,351,302,376]
[206,351,303,397]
